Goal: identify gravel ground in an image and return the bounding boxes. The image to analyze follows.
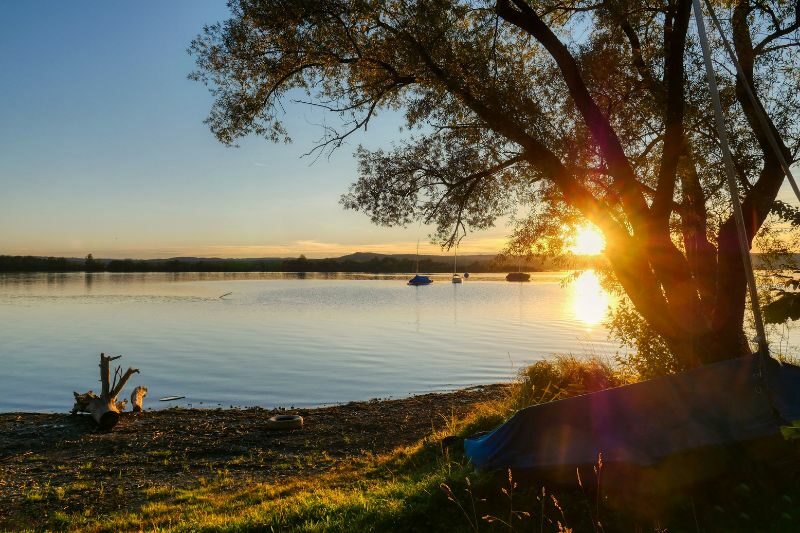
[0,384,506,529]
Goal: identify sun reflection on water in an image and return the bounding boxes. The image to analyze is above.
[571,270,611,327]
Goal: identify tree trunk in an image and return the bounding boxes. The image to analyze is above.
[607,227,753,369]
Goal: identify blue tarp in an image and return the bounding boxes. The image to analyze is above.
[465,356,800,471]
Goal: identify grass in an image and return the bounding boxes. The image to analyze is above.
[504,354,631,412]
[36,440,474,531]
[9,356,800,531]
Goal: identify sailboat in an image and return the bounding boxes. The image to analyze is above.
[451,243,462,284]
[407,237,433,286]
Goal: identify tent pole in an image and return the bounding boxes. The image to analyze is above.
[691,0,770,359]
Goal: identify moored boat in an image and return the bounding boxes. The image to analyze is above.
[408,234,433,286]
[505,272,530,282]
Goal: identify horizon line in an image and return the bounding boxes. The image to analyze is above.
[0,250,512,262]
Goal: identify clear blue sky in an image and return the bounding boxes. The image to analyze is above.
[0,1,505,259]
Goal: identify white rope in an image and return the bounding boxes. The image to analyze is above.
[691,0,770,357]
[702,0,800,205]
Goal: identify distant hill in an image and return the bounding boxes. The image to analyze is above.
[151,256,291,263]
[338,252,497,264]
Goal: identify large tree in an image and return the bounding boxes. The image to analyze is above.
[190,0,800,367]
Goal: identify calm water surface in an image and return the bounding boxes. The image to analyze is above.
[0,271,618,412]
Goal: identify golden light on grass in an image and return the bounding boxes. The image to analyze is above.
[571,270,610,327]
[569,224,605,255]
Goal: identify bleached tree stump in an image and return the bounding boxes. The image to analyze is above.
[131,386,148,412]
[72,353,139,430]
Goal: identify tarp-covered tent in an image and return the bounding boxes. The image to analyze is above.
[465,356,800,478]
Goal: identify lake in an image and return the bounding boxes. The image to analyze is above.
[0,271,620,412]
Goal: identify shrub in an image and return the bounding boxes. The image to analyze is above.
[504,355,631,414]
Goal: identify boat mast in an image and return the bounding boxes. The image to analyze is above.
[415,238,420,275]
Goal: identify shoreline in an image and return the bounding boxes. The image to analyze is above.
[0,384,507,530]
[0,383,513,415]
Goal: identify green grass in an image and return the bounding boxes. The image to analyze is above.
[18,356,800,532]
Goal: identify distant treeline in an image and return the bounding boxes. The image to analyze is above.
[0,256,82,272]
[0,254,551,274]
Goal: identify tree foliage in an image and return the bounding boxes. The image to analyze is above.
[191,0,800,366]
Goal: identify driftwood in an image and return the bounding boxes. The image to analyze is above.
[131,386,148,412]
[72,353,139,430]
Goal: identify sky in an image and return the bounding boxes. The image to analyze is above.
[0,1,506,259]
[1,2,797,259]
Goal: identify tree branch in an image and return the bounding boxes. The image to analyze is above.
[110,367,140,400]
[652,0,692,223]
[619,17,662,95]
[496,0,651,234]
[753,0,800,55]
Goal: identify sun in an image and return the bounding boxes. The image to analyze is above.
[569,225,605,255]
